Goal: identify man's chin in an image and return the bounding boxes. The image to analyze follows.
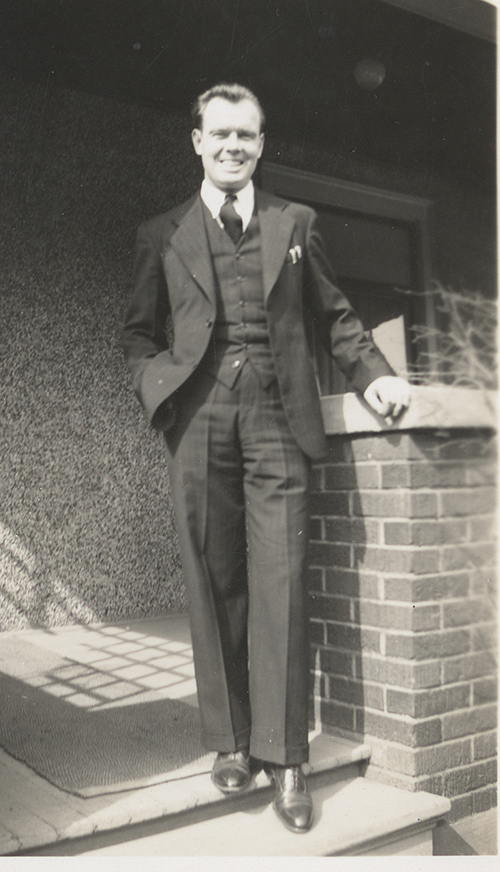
[219,176,248,191]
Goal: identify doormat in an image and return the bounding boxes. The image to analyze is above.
[0,643,213,797]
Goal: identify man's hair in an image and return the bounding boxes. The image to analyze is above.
[191,83,265,133]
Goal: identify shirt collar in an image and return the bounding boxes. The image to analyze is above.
[200,179,255,231]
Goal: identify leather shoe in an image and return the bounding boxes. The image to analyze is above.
[268,765,314,833]
[211,750,251,794]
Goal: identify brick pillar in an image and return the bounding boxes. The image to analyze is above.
[309,416,497,822]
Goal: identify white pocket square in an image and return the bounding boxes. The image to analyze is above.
[288,245,302,264]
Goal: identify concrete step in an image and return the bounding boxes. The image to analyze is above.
[41,773,451,857]
[20,734,450,856]
[9,733,370,855]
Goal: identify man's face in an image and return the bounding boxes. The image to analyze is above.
[192,97,264,192]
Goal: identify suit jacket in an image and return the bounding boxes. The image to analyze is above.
[122,189,393,461]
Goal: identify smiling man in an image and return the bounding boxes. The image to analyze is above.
[122,83,410,835]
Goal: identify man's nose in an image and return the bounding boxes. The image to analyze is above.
[225,132,241,150]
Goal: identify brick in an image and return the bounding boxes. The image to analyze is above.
[471,569,497,596]
[383,744,418,776]
[309,594,351,623]
[444,759,497,796]
[351,490,409,518]
[324,517,380,545]
[356,655,410,686]
[442,599,493,628]
[318,647,355,678]
[439,518,469,544]
[466,463,497,486]
[320,699,355,731]
[411,604,442,632]
[356,710,442,747]
[307,567,323,593]
[415,739,472,776]
[385,629,470,660]
[384,521,413,546]
[386,689,415,716]
[327,675,364,706]
[469,513,498,541]
[436,435,496,462]
[439,487,497,517]
[384,573,469,602]
[382,462,468,490]
[443,651,496,683]
[351,432,439,462]
[442,704,497,740]
[326,622,380,653]
[352,489,440,519]
[473,786,498,815]
[309,620,325,646]
[325,463,380,490]
[473,730,497,761]
[441,542,496,572]
[416,773,445,796]
[412,463,468,488]
[387,685,470,718]
[417,685,471,717]
[309,491,349,516]
[357,601,439,632]
[411,661,443,688]
[325,568,379,598]
[473,677,498,704]
[324,438,355,464]
[448,794,474,821]
[310,465,324,491]
[355,545,440,574]
[472,623,498,652]
[333,676,387,712]
[384,519,467,547]
[410,492,439,518]
[380,463,411,488]
[308,541,351,568]
[362,683,386,711]
[357,655,442,689]
[308,517,322,541]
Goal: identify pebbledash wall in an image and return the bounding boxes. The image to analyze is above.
[308,386,497,822]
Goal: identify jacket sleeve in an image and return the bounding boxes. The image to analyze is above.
[122,221,176,430]
[302,208,395,394]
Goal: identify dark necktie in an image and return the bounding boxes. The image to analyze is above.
[219,194,243,245]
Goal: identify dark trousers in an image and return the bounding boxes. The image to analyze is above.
[166,363,311,766]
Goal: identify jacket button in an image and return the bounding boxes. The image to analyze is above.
[206,319,213,328]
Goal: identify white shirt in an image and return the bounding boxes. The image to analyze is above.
[200,179,255,232]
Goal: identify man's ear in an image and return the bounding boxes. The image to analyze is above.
[258,133,265,158]
[192,129,202,155]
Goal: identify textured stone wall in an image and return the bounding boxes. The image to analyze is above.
[309,427,497,821]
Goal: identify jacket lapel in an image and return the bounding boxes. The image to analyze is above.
[169,190,295,306]
[256,190,295,302]
[169,195,216,306]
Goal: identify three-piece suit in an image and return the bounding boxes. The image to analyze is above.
[122,187,393,766]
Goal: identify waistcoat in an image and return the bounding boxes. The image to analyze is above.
[201,203,276,389]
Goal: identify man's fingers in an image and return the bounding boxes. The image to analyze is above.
[363,377,411,421]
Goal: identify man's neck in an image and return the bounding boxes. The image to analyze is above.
[201,179,255,230]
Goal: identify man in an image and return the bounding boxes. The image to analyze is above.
[122,83,410,834]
